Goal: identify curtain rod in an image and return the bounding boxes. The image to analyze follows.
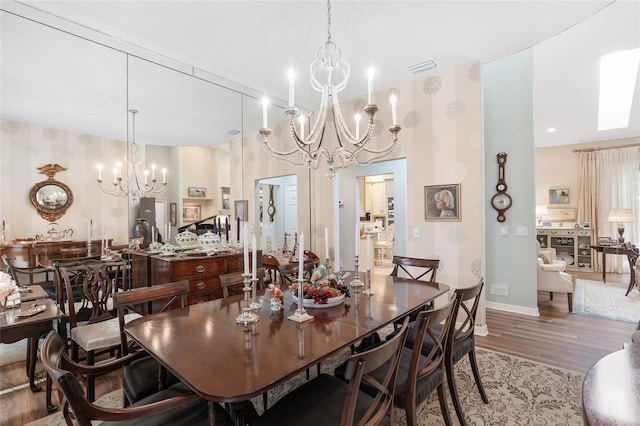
[573,143,640,153]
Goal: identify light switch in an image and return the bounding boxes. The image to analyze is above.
[500,226,508,236]
[413,228,420,239]
[517,226,528,236]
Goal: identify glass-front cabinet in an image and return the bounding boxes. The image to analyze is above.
[536,228,594,272]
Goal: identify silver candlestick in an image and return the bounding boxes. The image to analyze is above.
[350,255,364,288]
[363,269,375,296]
[250,278,261,310]
[288,278,313,323]
[236,273,259,326]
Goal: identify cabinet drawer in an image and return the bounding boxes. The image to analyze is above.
[187,276,221,295]
[172,259,225,278]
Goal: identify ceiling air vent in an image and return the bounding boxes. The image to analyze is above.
[225,129,240,136]
[406,59,438,75]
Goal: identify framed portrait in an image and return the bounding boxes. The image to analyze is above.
[221,187,231,211]
[169,202,177,226]
[182,204,201,222]
[235,200,248,221]
[187,187,206,198]
[424,184,460,221]
[549,188,569,204]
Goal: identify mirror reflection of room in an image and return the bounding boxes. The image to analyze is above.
[358,174,394,273]
[256,175,297,256]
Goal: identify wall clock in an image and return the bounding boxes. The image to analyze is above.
[267,185,276,222]
[490,152,512,222]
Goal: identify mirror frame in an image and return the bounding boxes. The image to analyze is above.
[29,164,74,222]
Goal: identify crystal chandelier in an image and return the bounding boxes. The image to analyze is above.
[96,109,167,198]
[259,0,401,179]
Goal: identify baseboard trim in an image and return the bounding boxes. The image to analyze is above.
[486,301,540,317]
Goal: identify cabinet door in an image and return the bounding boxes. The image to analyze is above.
[372,182,385,216]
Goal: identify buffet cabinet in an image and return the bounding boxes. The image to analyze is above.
[0,239,110,268]
[536,228,593,272]
[133,251,261,305]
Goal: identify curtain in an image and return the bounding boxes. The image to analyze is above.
[596,146,640,273]
[577,150,600,269]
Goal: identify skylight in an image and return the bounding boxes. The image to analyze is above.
[597,47,640,131]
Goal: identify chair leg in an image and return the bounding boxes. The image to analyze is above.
[87,350,95,402]
[437,383,453,426]
[468,350,489,403]
[262,392,268,410]
[446,359,466,426]
[567,292,573,312]
[549,292,554,301]
[404,388,418,426]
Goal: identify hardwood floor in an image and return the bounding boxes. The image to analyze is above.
[1,270,637,426]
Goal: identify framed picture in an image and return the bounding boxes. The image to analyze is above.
[424,184,460,221]
[597,236,610,245]
[549,188,569,204]
[182,204,201,222]
[221,187,231,211]
[187,187,206,198]
[234,200,248,221]
[169,203,177,226]
[546,208,576,223]
[582,221,591,229]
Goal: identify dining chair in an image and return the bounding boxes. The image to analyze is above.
[41,330,234,426]
[390,255,440,326]
[339,299,457,426]
[277,261,314,288]
[261,254,280,284]
[303,249,321,267]
[623,242,639,296]
[219,267,266,298]
[59,247,90,258]
[114,280,190,406]
[254,318,410,426]
[405,278,487,426]
[2,254,56,299]
[58,259,135,401]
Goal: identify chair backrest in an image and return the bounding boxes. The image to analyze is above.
[113,280,189,355]
[219,268,266,298]
[262,254,280,269]
[390,256,439,282]
[407,298,457,401]
[41,330,196,426]
[59,247,90,258]
[2,254,53,286]
[340,318,410,426]
[304,250,321,267]
[447,278,484,362]
[58,259,127,328]
[53,256,102,308]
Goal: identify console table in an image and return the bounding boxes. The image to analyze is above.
[0,239,110,268]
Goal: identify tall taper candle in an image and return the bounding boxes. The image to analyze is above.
[237,217,241,241]
[298,233,304,282]
[324,227,329,259]
[366,233,371,271]
[252,236,257,280]
[243,225,249,275]
[355,224,360,254]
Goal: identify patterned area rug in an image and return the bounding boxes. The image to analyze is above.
[25,347,584,426]
[573,279,640,323]
[0,340,28,367]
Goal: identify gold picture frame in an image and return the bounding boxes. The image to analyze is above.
[424,184,460,221]
[182,204,201,222]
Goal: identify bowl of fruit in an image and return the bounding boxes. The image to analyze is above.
[290,280,349,308]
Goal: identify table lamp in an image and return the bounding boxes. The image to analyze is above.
[608,208,635,243]
[536,205,548,227]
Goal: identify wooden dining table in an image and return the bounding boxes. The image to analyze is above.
[124,272,450,425]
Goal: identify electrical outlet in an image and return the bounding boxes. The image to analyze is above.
[413,228,420,239]
[500,226,508,236]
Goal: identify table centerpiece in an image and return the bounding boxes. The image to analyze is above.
[290,261,350,308]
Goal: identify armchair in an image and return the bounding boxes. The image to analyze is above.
[537,258,574,311]
[536,240,567,271]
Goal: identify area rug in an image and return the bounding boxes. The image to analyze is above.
[0,340,28,367]
[24,347,584,426]
[573,279,640,323]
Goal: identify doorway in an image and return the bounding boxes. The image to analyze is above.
[255,174,297,253]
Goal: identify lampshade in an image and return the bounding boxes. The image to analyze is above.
[607,209,635,223]
[535,205,548,215]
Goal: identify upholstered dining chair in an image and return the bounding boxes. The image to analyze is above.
[219,267,266,299]
[41,330,234,426]
[623,242,639,296]
[254,318,410,426]
[536,240,567,271]
[113,280,190,406]
[340,299,457,426]
[58,259,136,401]
[536,258,574,311]
[2,254,56,299]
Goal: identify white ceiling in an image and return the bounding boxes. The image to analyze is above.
[1,0,639,147]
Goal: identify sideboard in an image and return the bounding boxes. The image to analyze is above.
[132,251,262,305]
[536,228,593,272]
[0,239,111,268]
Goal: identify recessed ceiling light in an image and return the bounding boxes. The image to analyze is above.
[547,128,556,133]
[598,47,640,131]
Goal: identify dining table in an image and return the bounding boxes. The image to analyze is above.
[124,272,450,425]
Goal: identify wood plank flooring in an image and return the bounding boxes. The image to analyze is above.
[1,270,637,426]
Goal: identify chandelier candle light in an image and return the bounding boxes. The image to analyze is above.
[97,110,167,198]
[259,0,401,179]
